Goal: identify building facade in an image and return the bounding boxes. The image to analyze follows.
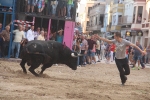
[87,3,105,35]
[141,0,150,47]
[77,0,108,34]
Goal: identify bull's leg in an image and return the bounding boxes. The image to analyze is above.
[39,63,53,75]
[20,59,27,74]
[29,65,39,77]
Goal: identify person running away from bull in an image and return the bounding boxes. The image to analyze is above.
[94,32,146,85]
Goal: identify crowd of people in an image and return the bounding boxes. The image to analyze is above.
[0,22,65,58]
[21,0,75,19]
[72,33,150,69]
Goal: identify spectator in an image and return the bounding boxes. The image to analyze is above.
[145,45,150,64]
[87,35,96,64]
[57,0,67,18]
[37,31,45,41]
[26,0,36,14]
[132,41,145,69]
[44,29,48,40]
[46,0,52,15]
[96,39,101,62]
[110,43,115,62]
[105,43,111,63]
[0,26,10,58]
[24,26,29,38]
[66,0,73,19]
[34,27,40,40]
[137,14,142,23]
[100,42,106,60]
[51,0,58,16]
[79,35,88,66]
[37,0,45,14]
[11,25,25,58]
[129,48,134,65]
[56,28,63,43]
[27,25,35,41]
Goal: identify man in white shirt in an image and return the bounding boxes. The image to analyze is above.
[11,25,25,58]
[27,25,35,41]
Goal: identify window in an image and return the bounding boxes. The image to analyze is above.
[88,7,92,16]
[136,6,143,24]
[76,13,78,17]
[148,8,150,22]
[133,6,136,23]
[95,17,97,25]
[87,21,89,26]
[99,14,104,25]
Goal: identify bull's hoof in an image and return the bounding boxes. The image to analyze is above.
[35,74,40,77]
[23,71,27,74]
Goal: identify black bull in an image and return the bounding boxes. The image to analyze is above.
[20,40,81,76]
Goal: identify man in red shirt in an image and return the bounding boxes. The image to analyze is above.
[110,43,115,62]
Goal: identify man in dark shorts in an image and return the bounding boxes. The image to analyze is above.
[57,0,67,17]
[95,32,146,85]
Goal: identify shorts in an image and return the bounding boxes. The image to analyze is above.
[96,49,100,55]
[105,51,111,58]
[28,0,35,6]
[38,0,45,8]
[134,55,141,61]
[87,49,95,57]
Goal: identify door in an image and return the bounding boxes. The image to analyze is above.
[63,21,75,50]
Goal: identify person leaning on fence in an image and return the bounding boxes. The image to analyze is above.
[0,26,10,58]
[11,25,25,58]
[94,32,146,85]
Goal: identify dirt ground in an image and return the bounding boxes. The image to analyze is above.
[0,61,150,100]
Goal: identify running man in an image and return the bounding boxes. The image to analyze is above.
[94,32,146,85]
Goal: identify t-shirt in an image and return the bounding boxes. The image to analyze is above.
[111,39,131,59]
[68,0,73,4]
[56,35,63,43]
[134,45,143,56]
[13,30,25,42]
[81,39,88,50]
[87,39,96,50]
[96,40,100,50]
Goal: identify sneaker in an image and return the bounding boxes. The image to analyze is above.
[122,76,127,85]
[132,67,136,70]
[141,66,145,69]
[97,60,101,62]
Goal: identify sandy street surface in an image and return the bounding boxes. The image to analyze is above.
[0,61,150,100]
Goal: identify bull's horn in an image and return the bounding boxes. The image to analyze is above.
[71,53,78,57]
[78,54,84,56]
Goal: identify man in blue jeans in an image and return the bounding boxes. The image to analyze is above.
[11,25,25,58]
[66,0,73,19]
[132,41,145,69]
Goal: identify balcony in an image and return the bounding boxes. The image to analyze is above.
[131,24,142,30]
[111,25,121,31]
[112,4,124,9]
[119,16,134,24]
[141,22,150,30]
[87,25,102,31]
[112,8,124,13]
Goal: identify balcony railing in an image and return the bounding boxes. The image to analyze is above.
[141,22,150,29]
[88,25,102,31]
